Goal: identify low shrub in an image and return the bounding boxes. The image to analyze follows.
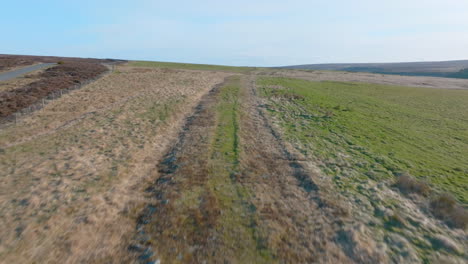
[395,173,430,196]
[394,173,466,229]
[430,194,468,229]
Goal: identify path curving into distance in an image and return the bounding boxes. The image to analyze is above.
[0,63,56,81]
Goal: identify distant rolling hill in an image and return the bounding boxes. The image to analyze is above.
[281,60,468,79]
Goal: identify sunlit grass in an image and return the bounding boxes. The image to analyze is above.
[258,77,468,204]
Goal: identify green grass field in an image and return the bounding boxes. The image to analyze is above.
[258,78,468,204]
[128,61,255,73]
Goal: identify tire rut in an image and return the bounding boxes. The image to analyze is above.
[237,75,374,263]
[129,77,262,263]
[130,79,223,262]
[130,75,384,263]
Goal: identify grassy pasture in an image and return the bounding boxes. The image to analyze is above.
[128,60,255,73]
[258,77,468,204]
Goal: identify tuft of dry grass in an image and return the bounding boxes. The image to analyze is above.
[395,173,430,196]
[430,194,468,230]
[394,173,467,229]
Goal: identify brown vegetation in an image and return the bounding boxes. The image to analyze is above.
[258,68,468,90]
[0,54,123,72]
[131,79,226,263]
[0,65,229,263]
[0,56,37,72]
[0,62,107,117]
[395,173,430,196]
[431,194,468,229]
[0,60,465,262]
[0,67,49,93]
[394,173,467,230]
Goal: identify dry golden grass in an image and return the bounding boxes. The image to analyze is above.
[0,64,230,263]
[395,173,467,229]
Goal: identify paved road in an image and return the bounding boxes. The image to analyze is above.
[0,63,56,81]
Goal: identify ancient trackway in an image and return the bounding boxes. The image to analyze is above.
[129,75,374,263]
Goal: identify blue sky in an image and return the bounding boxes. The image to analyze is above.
[2,0,468,66]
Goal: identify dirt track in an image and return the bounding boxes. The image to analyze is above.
[128,75,390,263]
[125,72,467,263]
[0,64,466,263]
[0,66,230,263]
[131,78,228,262]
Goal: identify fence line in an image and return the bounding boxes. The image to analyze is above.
[0,68,111,129]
